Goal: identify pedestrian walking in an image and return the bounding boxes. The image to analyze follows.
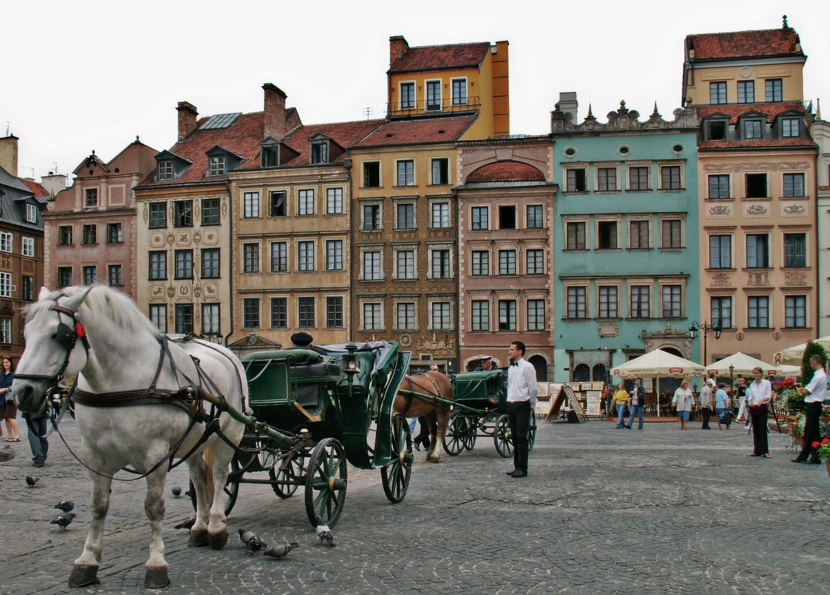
[0,356,21,442]
[613,382,629,429]
[504,341,537,479]
[672,380,694,430]
[626,378,645,429]
[699,378,715,429]
[792,354,826,465]
[24,402,49,467]
[746,367,772,458]
[715,383,732,428]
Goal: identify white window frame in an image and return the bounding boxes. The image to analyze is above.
[26,203,38,223]
[425,79,442,111]
[325,187,344,214]
[297,188,315,216]
[0,272,11,297]
[0,232,12,252]
[325,239,343,271]
[658,161,684,190]
[243,191,260,219]
[597,283,621,319]
[22,237,35,257]
[428,299,453,330]
[396,160,415,187]
[362,301,384,331]
[360,248,384,281]
[296,240,315,272]
[0,318,10,344]
[594,162,621,192]
[393,247,418,280]
[395,301,417,331]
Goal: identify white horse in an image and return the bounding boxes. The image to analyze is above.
[12,286,247,589]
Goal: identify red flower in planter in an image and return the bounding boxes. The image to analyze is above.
[812,441,821,449]
[823,438,830,445]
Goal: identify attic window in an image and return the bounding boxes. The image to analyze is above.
[26,204,38,223]
[311,141,329,164]
[708,120,727,141]
[743,119,763,140]
[85,188,98,207]
[158,160,173,181]
[781,118,800,138]
[208,156,226,177]
[262,146,278,168]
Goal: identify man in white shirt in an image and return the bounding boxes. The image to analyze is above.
[793,354,827,464]
[505,341,537,479]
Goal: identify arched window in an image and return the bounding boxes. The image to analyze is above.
[529,355,547,381]
[592,363,607,382]
[573,363,590,382]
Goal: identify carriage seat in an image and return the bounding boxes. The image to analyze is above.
[291,359,341,409]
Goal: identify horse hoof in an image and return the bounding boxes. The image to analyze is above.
[429,457,441,463]
[68,565,100,588]
[208,529,228,550]
[187,529,209,547]
[145,566,170,589]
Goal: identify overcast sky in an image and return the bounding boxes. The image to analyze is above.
[5,0,828,182]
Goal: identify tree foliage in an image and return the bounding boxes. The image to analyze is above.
[801,340,828,383]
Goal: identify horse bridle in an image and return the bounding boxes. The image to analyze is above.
[14,304,90,387]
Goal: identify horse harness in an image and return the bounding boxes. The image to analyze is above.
[399,372,447,416]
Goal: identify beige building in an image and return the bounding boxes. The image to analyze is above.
[811,110,830,336]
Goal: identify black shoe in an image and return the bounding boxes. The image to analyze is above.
[626,425,632,429]
[791,458,807,464]
[505,469,517,476]
[511,471,527,478]
[808,457,820,465]
[413,442,421,451]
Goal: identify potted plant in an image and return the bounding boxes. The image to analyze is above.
[790,412,806,446]
[810,437,830,477]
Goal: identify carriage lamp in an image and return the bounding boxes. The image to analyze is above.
[342,343,360,375]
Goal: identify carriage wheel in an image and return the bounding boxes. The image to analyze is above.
[304,438,348,528]
[189,456,240,517]
[268,452,304,499]
[494,414,513,458]
[381,414,413,504]
[528,410,538,452]
[442,414,468,456]
[462,419,477,451]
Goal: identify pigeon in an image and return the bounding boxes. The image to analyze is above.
[238,528,265,553]
[316,524,335,547]
[174,518,196,530]
[54,500,75,513]
[51,513,74,530]
[25,476,39,487]
[171,486,182,497]
[263,542,299,560]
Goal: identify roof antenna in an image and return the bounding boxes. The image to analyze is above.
[782,14,788,28]
[4,122,9,136]
[363,107,373,120]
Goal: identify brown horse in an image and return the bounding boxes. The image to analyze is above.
[394,371,453,463]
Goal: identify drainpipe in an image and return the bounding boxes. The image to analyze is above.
[225,179,234,347]
[344,152,353,343]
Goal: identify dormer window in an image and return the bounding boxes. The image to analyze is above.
[26,204,38,223]
[707,119,728,141]
[158,160,173,180]
[205,146,241,178]
[311,141,329,164]
[262,146,278,167]
[742,119,764,140]
[153,150,192,182]
[781,117,800,138]
[209,156,226,177]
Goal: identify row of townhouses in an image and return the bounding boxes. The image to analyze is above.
[3,20,829,384]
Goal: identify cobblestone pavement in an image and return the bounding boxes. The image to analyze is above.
[1,416,828,594]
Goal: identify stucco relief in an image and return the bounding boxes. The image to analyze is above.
[702,162,809,172]
[166,233,175,246]
[176,232,191,246]
[597,323,618,338]
[150,234,167,248]
[707,204,732,217]
[203,283,219,297]
[143,204,149,222]
[178,286,189,296]
[784,271,808,286]
[151,286,165,298]
[711,273,731,287]
[745,204,769,216]
[747,272,770,287]
[201,231,220,246]
[782,203,807,216]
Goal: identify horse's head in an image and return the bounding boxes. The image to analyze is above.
[13,286,92,414]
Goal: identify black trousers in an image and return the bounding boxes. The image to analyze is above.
[414,416,430,448]
[797,401,822,461]
[508,401,531,473]
[750,406,769,455]
[701,407,712,428]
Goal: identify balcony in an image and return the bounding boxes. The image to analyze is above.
[388,96,481,119]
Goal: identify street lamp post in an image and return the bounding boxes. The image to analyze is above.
[688,321,722,366]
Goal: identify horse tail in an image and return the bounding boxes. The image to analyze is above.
[204,444,215,505]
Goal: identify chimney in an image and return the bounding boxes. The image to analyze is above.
[0,135,19,176]
[41,173,68,197]
[389,35,409,66]
[263,83,288,140]
[176,102,198,140]
[558,92,578,124]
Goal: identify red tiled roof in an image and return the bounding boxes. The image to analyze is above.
[687,28,802,60]
[699,138,816,150]
[390,42,490,73]
[274,119,384,168]
[696,102,805,124]
[466,161,545,183]
[20,178,50,198]
[355,115,477,148]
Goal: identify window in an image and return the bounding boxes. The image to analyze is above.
[499,205,516,230]
[743,119,763,139]
[662,285,682,318]
[108,264,122,286]
[745,173,767,198]
[598,286,618,318]
[708,119,727,140]
[711,297,732,329]
[269,191,287,217]
[765,79,782,102]
[498,250,516,275]
[311,141,328,164]
[201,198,220,226]
[298,297,315,327]
[784,233,807,267]
[527,205,543,229]
[781,118,800,138]
[270,298,287,328]
[158,161,173,181]
[298,189,315,216]
[363,162,380,187]
[149,251,166,280]
[526,249,544,274]
[748,296,769,328]
[629,220,650,249]
[629,166,649,190]
[242,299,259,329]
[0,233,10,252]
[396,203,415,229]
[149,305,167,333]
[363,251,381,280]
[397,303,416,330]
[22,237,34,257]
[326,297,343,328]
[708,175,730,199]
[597,167,617,191]
[661,219,682,249]
[57,267,72,287]
[396,250,415,279]
[710,81,727,104]
[243,192,260,218]
[566,168,587,192]
[709,235,732,269]
[326,240,343,271]
[431,158,449,185]
[400,82,415,109]
[566,221,587,250]
[202,303,220,335]
[174,200,192,227]
[785,296,807,328]
[202,248,220,278]
[243,243,260,273]
[746,234,769,268]
[471,251,489,276]
[471,300,489,331]
[527,300,545,331]
[85,188,98,207]
[106,223,122,243]
[426,80,441,111]
[297,241,314,271]
[630,285,651,319]
[397,160,414,186]
[26,203,37,223]
[271,242,288,273]
[431,202,449,228]
[363,303,383,330]
[431,302,451,330]
[431,250,451,279]
[82,266,96,285]
[783,173,805,198]
[363,204,380,231]
[175,250,193,279]
[451,78,467,105]
[597,221,618,250]
[660,166,681,190]
[471,207,489,230]
[738,81,755,103]
[58,226,73,245]
[82,225,97,245]
[208,156,225,177]
[0,318,10,344]
[149,203,167,228]
[326,188,343,214]
[567,287,587,319]
[22,276,33,301]
[0,272,10,297]
[499,300,516,331]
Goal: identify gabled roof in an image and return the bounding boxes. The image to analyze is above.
[72,152,109,176]
[0,165,42,231]
[466,161,545,183]
[390,42,490,73]
[19,178,49,199]
[697,101,805,124]
[687,27,803,61]
[354,115,477,148]
[0,165,33,193]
